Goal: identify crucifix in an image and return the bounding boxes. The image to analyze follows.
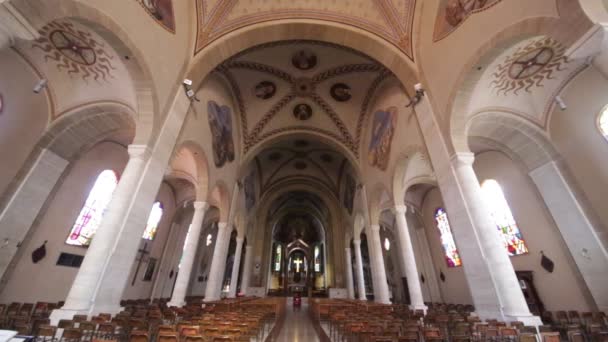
[131,242,150,286]
[294,258,303,273]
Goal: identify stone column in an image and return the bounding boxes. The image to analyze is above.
[168,201,209,307]
[204,222,231,301]
[228,237,244,298]
[240,245,253,296]
[368,225,391,304]
[51,145,151,321]
[353,240,367,301]
[0,2,39,49]
[344,247,355,299]
[394,205,427,311]
[452,153,539,322]
[414,94,541,324]
[530,161,608,311]
[0,149,68,282]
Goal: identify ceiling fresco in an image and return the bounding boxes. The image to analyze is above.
[195,0,417,60]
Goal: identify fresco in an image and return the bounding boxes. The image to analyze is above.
[208,100,235,168]
[137,0,176,33]
[368,107,398,171]
[434,0,502,41]
[343,173,356,215]
[244,171,256,211]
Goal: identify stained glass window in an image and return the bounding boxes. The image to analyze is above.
[66,170,118,246]
[274,244,282,272]
[600,106,608,138]
[384,238,390,251]
[481,179,529,256]
[314,246,320,272]
[206,234,213,246]
[142,202,163,240]
[434,208,462,267]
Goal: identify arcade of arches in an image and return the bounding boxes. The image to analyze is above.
[1,0,608,333]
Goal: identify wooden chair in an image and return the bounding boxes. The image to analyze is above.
[398,333,419,342]
[567,330,585,342]
[129,331,149,342]
[58,320,74,329]
[96,323,116,340]
[370,336,397,342]
[540,332,560,342]
[79,322,96,341]
[157,331,179,342]
[519,333,537,342]
[14,322,31,336]
[61,328,82,342]
[37,325,58,342]
[499,327,519,342]
[183,335,205,342]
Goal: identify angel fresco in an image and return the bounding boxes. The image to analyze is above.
[207,100,235,168]
[368,107,398,171]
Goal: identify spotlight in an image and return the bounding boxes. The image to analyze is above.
[182,79,200,102]
[555,95,567,111]
[406,83,425,108]
[33,79,48,94]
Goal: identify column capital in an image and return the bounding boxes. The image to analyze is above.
[193,201,209,211]
[394,205,408,214]
[236,237,244,243]
[127,144,152,160]
[370,224,381,232]
[353,239,361,246]
[450,152,475,167]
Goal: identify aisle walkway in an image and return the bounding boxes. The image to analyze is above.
[275,297,320,342]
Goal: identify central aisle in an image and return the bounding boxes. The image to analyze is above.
[275,297,320,342]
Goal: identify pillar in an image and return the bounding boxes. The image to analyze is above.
[414,94,541,324]
[344,247,355,299]
[168,201,209,307]
[368,225,390,304]
[204,222,231,301]
[353,240,367,301]
[240,245,253,296]
[228,237,244,298]
[51,145,151,321]
[0,149,68,283]
[530,160,608,311]
[394,205,427,311]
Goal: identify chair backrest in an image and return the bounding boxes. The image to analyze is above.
[37,325,57,337]
[541,332,561,342]
[62,327,83,339]
[520,333,538,342]
[157,332,179,342]
[567,330,585,342]
[58,319,74,329]
[73,315,88,323]
[129,331,149,342]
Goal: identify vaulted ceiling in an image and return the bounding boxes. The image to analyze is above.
[215,41,393,158]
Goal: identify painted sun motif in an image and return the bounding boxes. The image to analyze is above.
[33,21,116,82]
[491,37,567,95]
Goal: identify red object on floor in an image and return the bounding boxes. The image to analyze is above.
[293,294,302,306]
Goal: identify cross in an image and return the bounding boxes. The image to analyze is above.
[294,258,303,273]
[131,242,150,286]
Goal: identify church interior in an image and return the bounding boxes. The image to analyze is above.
[1,0,608,341]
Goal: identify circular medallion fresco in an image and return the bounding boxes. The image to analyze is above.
[330,83,352,102]
[254,81,276,100]
[292,50,318,71]
[293,103,312,121]
[508,47,554,80]
[50,30,97,65]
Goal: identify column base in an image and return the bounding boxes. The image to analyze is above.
[167,301,186,308]
[409,304,428,314]
[50,304,123,324]
[504,314,543,326]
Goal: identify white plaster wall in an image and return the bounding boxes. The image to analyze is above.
[0,48,49,197]
[0,142,128,303]
[474,151,594,311]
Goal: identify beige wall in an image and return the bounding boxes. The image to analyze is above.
[0,142,177,304]
[474,151,593,311]
[0,48,49,197]
[550,66,608,233]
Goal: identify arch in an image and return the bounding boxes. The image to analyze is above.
[209,181,231,222]
[368,182,393,225]
[466,111,559,171]
[170,141,210,201]
[578,0,608,24]
[447,2,593,154]
[12,0,159,145]
[392,146,437,206]
[188,20,418,101]
[353,212,366,237]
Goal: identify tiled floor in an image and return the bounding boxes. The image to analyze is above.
[275,297,320,342]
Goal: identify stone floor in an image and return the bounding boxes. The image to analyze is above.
[275,297,320,342]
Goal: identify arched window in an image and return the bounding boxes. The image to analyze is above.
[599,106,608,138]
[434,208,462,267]
[66,170,118,246]
[384,238,391,251]
[481,179,528,256]
[142,201,163,240]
